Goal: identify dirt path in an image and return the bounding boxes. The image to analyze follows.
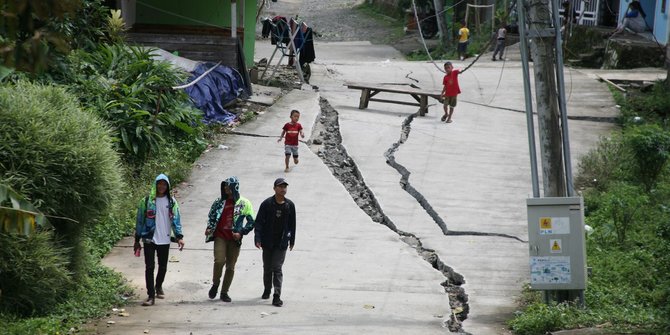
[256,0,429,55]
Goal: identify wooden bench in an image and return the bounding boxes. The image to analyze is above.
[345,82,442,116]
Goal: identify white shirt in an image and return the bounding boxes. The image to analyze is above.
[153,196,171,245]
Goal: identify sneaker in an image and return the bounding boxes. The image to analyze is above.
[141,297,155,306]
[261,289,271,300]
[208,285,218,299]
[156,287,165,299]
[272,294,283,307]
[220,292,232,302]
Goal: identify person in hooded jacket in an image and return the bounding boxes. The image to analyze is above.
[204,176,255,302]
[134,174,184,307]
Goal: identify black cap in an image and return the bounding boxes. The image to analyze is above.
[274,178,289,187]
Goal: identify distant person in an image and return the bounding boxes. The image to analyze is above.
[611,0,647,35]
[254,178,296,307]
[457,20,470,61]
[277,109,305,172]
[205,176,255,302]
[492,23,507,61]
[134,174,185,307]
[440,62,461,123]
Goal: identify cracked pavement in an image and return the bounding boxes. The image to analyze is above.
[95,30,618,335]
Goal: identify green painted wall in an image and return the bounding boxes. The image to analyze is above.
[135,0,256,66]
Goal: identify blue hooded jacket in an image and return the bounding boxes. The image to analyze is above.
[135,174,183,243]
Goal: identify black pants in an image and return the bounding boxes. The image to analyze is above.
[262,248,287,297]
[143,242,170,298]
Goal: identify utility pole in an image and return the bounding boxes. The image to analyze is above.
[527,0,566,198]
[521,0,581,305]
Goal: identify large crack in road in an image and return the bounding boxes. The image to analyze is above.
[385,112,527,243]
[308,97,470,333]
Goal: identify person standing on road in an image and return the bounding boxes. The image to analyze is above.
[457,20,470,61]
[254,178,296,307]
[440,62,461,124]
[278,109,305,173]
[204,176,255,302]
[492,23,507,61]
[134,173,185,307]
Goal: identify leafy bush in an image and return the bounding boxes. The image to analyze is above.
[0,81,123,277]
[508,302,578,335]
[586,182,648,247]
[620,83,670,122]
[60,43,205,162]
[1,262,131,334]
[0,232,72,316]
[624,124,670,190]
[575,135,631,191]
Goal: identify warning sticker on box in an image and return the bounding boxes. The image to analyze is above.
[539,217,570,235]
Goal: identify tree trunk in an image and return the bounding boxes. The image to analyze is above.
[434,0,450,47]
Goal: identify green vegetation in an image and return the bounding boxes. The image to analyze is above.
[509,81,670,334]
[355,2,406,45]
[0,2,210,333]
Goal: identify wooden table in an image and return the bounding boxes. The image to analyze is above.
[345,82,442,116]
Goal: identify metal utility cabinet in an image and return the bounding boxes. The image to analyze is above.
[526,197,587,291]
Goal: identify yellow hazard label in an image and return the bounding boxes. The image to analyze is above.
[540,217,552,229]
[552,241,561,251]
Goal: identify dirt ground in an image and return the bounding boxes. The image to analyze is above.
[256,0,435,56]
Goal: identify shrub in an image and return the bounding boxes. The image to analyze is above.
[1,262,131,334]
[0,232,72,317]
[575,135,631,191]
[624,124,670,190]
[60,43,205,163]
[621,83,670,122]
[586,182,648,247]
[0,81,123,278]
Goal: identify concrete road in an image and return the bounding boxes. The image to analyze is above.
[96,40,617,334]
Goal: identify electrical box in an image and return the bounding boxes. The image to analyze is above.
[526,197,586,290]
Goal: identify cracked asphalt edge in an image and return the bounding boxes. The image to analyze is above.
[307,97,471,333]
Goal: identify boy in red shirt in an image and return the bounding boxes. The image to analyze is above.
[441,62,461,123]
[277,110,305,172]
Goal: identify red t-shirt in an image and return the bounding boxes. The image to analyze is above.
[282,122,303,146]
[215,199,234,240]
[442,69,461,97]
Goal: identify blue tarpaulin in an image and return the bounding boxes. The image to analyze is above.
[184,63,246,124]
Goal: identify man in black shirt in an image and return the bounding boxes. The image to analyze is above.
[254,178,296,307]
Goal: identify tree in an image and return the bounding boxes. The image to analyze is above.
[0,0,82,74]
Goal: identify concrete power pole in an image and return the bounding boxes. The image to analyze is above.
[527,0,566,198]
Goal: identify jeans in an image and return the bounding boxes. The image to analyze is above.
[262,248,287,296]
[143,242,170,298]
[492,39,506,59]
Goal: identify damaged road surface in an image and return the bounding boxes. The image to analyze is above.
[303,41,616,334]
[96,39,618,335]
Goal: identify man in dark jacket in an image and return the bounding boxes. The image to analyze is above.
[254,178,296,307]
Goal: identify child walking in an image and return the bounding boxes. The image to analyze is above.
[278,110,305,172]
[441,62,462,123]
